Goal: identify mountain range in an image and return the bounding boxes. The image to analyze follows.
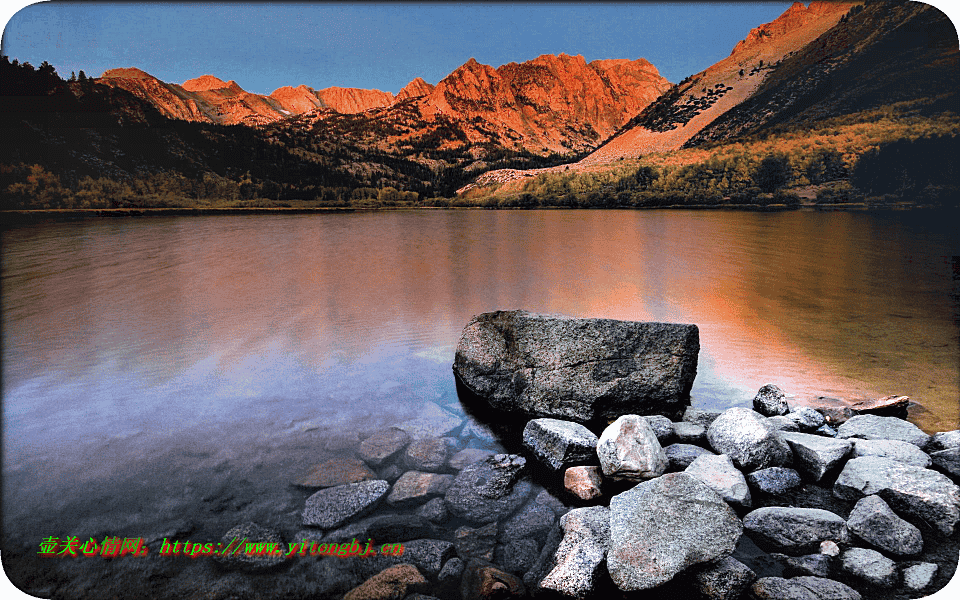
[1,0,957,207]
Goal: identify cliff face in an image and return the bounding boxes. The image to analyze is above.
[415,53,671,153]
[581,1,856,164]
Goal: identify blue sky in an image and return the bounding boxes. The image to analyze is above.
[1,2,954,96]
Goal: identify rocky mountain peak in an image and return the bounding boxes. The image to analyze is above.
[396,77,434,101]
[182,74,231,92]
[99,67,157,80]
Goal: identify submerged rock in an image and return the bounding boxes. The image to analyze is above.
[295,456,378,488]
[453,310,699,423]
[213,522,285,572]
[343,564,427,600]
[607,472,742,591]
[302,480,390,528]
[444,454,532,525]
[359,428,412,467]
[386,471,454,508]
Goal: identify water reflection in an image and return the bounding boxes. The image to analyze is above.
[3,210,957,472]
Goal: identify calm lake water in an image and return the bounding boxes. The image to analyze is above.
[2,209,958,596]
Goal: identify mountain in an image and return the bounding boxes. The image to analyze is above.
[580,1,856,164]
[94,53,670,157]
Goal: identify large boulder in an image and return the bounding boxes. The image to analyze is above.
[833,456,960,536]
[846,495,923,556]
[836,415,930,448]
[453,311,699,423]
[706,407,792,471]
[607,472,742,591]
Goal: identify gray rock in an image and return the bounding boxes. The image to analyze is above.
[607,472,742,591]
[460,417,497,446]
[674,421,708,444]
[359,427,411,467]
[747,467,803,495]
[780,432,851,482]
[404,436,456,472]
[448,448,495,471]
[533,487,568,516]
[902,562,938,592]
[664,443,716,471]
[377,463,404,483]
[455,522,498,561]
[437,557,465,595]
[416,497,449,524]
[523,524,563,591]
[685,453,752,508]
[540,506,610,599]
[754,384,790,417]
[792,576,862,600]
[396,401,463,439]
[814,425,838,438]
[498,538,540,575]
[501,498,557,541]
[780,554,833,578]
[386,471,454,508]
[683,406,724,429]
[839,547,897,587]
[597,414,667,480]
[691,556,756,600]
[748,577,818,600]
[453,311,699,423]
[707,407,792,471]
[302,480,390,528]
[444,454,532,525]
[850,438,931,467]
[522,418,598,471]
[836,415,930,448]
[846,494,923,556]
[213,522,285,572]
[643,414,675,444]
[786,407,826,432]
[930,447,960,479]
[926,430,960,452]
[768,416,802,432]
[743,507,849,553]
[833,456,960,535]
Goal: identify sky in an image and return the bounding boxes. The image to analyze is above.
[1,1,957,96]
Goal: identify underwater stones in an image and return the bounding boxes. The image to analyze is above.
[213,522,285,572]
[444,454,532,525]
[343,564,428,600]
[607,473,742,591]
[359,428,411,467]
[397,402,463,439]
[404,436,456,472]
[302,480,390,528]
[453,311,699,423]
[386,471,454,508]
[295,456,378,488]
[522,418,598,471]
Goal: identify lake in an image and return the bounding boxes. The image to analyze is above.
[2,209,958,597]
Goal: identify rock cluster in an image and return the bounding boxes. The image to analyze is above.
[216,315,958,600]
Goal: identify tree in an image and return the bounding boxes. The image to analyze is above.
[753,155,792,192]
